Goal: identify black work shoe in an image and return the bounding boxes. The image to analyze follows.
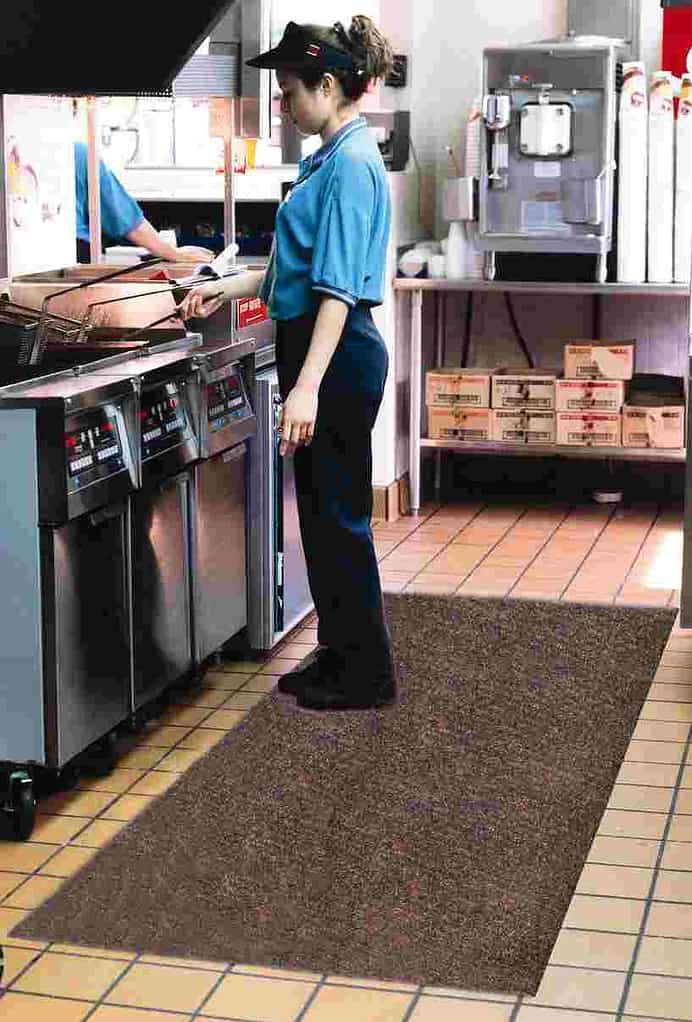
[277,648,339,696]
[296,674,397,711]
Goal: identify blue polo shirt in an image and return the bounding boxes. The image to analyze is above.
[260,116,391,320]
[74,141,144,243]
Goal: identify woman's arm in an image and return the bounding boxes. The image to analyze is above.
[278,296,349,456]
[178,269,264,320]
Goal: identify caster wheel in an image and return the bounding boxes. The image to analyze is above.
[126,712,147,735]
[8,772,36,842]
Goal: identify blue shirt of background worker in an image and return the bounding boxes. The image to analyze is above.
[260,115,391,320]
[74,141,144,245]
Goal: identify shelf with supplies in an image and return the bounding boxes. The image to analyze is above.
[398,279,691,516]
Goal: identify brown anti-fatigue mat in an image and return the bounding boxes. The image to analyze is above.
[12,595,675,996]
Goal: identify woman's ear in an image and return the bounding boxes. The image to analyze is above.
[321,72,335,96]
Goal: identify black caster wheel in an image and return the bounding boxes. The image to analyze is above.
[125,712,147,735]
[8,772,36,841]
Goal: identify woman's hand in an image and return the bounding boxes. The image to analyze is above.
[178,280,226,320]
[278,383,318,457]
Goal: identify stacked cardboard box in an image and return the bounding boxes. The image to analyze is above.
[490,368,556,443]
[556,341,635,446]
[622,373,685,449]
[426,368,492,441]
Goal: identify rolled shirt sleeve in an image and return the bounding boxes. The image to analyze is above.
[311,157,375,307]
[98,160,145,241]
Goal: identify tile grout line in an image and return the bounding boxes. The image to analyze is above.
[612,505,662,604]
[405,503,489,587]
[614,720,692,1021]
[79,951,144,1021]
[556,505,617,601]
[447,506,537,594]
[504,505,576,597]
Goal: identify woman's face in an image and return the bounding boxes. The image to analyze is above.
[276,70,331,137]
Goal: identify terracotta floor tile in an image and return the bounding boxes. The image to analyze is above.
[37,846,97,878]
[626,740,685,764]
[0,843,55,874]
[177,729,228,752]
[660,666,692,684]
[202,973,316,1020]
[646,902,692,938]
[0,944,43,986]
[128,772,180,797]
[518,1011,616,1022]
[419,984,516,1002]
[523,965,626,1011]
[77,770,146,795]
[135,727,193,752]
[200,709,247,730]
[35,791,117,818]
[0,906,28,937]
[639,701,692,723]
[115,748,167,771]
[577,864,653,900]
[0,993,93,1020]
[407,998,514,1021]
[669,815,692,841]
[101,795,154,822]
[138,954,226,971]
[30,816,92,845]
[607,784,674,813]
[13,951,129,999]
[587,837,660,869]
[3,875,65,910]
[215,660,258,673]
[653,869,692,903]
[175,688,230,710]
[203,670,253,690]
[649,680,692,700]
[220,691,266,711]
[548,929,636,971]
[562,894,645,933]
[636,936,692,976]
[617,762,680,787]
[598,810,667,841]
[89,1008,193,1022]
[295,982,414,1022]
[676,788,692,812]
[105,963,218,1013]
[231,963,322,982]
[48,946,135,961]
[156,707,215,728]
[662,842,692,870]
[404,582,459,595]
[154,749,205,773]
[69,819,127,849]
[625,975,692,1019]
[0,871,25,901]
[632,721,690,743]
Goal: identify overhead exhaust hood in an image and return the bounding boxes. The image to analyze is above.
[0,0,235,95]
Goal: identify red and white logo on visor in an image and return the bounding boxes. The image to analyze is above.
[306,43,320,57]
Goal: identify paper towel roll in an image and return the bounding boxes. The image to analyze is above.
[675,74,692,282]
[617,62,648,283]
[648,71,674,283]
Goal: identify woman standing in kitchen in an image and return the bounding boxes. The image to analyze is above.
[181,16,396,712]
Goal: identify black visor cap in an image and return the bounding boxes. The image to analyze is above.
[245,21,356,71]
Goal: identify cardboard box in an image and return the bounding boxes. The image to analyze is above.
[428,407,491,441]
[491,368,555,410]
[622,406,685,448]
[425,368,491,408]
[556,412,622,447]
[555,379,625,412]
[491,410,555,444]
[564,340,635,380]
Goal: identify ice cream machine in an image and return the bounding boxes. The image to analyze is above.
[479,40,628,282]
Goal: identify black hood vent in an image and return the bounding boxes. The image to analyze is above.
[0,0,235,96]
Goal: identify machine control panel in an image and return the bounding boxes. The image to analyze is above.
[65,404,129,493]
[206,368,252,434]
[140,380,194,461]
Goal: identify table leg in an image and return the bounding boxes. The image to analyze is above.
[409,288,423,516]
[434,291,445,499]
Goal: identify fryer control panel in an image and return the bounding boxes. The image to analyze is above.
[64,404,129,492]
[206,366,252,434]
[140,380,194,461]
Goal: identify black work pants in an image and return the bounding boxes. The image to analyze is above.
[276,303,394,682]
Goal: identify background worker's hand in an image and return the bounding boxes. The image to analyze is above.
[178,280,226,320]
[175,245,216,263]
[278,384,318,457]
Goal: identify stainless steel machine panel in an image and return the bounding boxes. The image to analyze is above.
[131,473,193,709]
[42,503,131,766]
[192,444,247,663]
[247,367,312,650]
[479,41,624,279]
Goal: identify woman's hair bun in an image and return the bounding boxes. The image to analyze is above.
[344,14,394,82]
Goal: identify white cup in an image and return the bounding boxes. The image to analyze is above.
[428,254,447,278]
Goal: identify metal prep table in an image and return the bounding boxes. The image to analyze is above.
[0,370,139,838]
